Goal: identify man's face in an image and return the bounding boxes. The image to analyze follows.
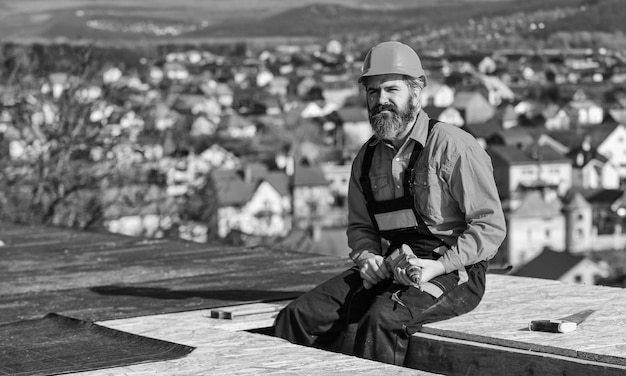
[365,74,420,142]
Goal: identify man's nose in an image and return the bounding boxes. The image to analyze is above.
[374,91,390,105]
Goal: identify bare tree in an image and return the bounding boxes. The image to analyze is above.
[0,44,137,229]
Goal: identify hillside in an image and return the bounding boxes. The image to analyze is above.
[1,0,625,50]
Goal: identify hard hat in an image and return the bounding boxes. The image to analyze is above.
[359,41,426,86]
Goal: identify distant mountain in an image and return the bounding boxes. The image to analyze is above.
[538,0,626,34]
[2,0,624,46]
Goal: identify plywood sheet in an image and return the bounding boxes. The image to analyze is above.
[421,274,626,366]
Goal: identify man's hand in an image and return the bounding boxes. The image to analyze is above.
[408,258,446,285]
[386,244,446,287]
[353,251,391,289]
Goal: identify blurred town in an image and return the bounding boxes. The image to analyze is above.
[1,33,626,289]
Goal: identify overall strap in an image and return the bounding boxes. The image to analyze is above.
[359,135,378,203]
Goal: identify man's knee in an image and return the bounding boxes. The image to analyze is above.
[358,294,398,329]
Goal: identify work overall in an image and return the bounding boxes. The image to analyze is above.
[274,120,487,366]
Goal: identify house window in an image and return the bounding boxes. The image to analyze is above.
[576,229,584,239]
[574,275,583,283]
[545,229,551,238]
[578,213,584,221]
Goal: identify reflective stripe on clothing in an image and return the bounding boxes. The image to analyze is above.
[373,209,418,231]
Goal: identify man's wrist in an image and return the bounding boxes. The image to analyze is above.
[351,249,378,268]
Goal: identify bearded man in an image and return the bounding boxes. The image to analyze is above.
[274,41,506,367]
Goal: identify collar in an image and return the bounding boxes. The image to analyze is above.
[407,110,430,149]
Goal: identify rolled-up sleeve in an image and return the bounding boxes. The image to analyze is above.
[346,154,382,260]
[439,146,507,273]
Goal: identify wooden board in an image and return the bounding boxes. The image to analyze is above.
[406,332,626,376]
[209,302,287,319]
[82,308,434,376]
[420,274,626,367]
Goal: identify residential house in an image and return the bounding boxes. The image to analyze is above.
[488,143,573,199]
[477,56,497,74]
[292,164,332,229]
[585,189,626,250]
[337,105,371,157]
[320,162,352,206]
[300,99,336,119]
[102,184,178,238]
[487,126,535,149]
[217,110,257,139]
[199,144,241,171]
[587,123,626,181]
[499,191,566,268]
[319,75,359,110]
[543,104,571,131]
[163,62,189,81]
[214,168,291,239]
[567,135,621,190]
[421,80,455,108]
[452,91,495,125]
[563,89,604,129]
[266,76,290,99]
[424,106,464,128]
[174,93,222,118]
[190,116,219,137]
[512,248,608,285]
[477,74,515,106]
[200,81,234,108]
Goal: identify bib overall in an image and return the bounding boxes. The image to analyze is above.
[274,119,487,366]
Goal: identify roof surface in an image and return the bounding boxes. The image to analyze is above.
[512,248,585,280]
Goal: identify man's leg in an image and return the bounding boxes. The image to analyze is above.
[353,286,435,365]
[274,267,388,350]
[353,262,487,366]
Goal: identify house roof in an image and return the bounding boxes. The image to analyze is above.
[492,126,535,147]
[587,123,621,149]
[294,165,329,187]
[219,111,255,129]
[453,91,488,109]
[488,143,569,165]
[510,191,563,217]
[512,248,585,280]
[562,191,590,210]
[261,172,290,196]
[566,144,609,166]
[585,189,626,206]
[423,105,448,120]
[462,117,501,139]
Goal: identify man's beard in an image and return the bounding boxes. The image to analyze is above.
[369,100,418,141]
